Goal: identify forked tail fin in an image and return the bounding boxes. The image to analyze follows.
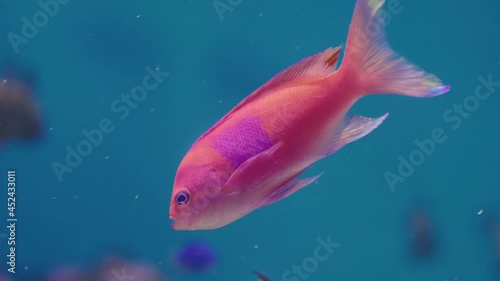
[340,0,450,97]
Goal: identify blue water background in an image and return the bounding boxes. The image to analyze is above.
[0,0,499,280]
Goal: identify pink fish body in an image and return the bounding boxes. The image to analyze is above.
[169,0,450,230]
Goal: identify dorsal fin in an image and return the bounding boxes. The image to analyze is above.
[196,46,342,142]
[254,46,342,94]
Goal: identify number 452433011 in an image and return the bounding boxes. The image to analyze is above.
[8,171,16,217]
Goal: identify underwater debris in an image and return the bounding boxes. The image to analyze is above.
[94,254,168,281]
[483,215,500,277]
[0,67,41,143]
[42,255,169,281]
[493,224,500,275]
[46,266,85,281]
[173,241,217,273]
[408,207,436,260]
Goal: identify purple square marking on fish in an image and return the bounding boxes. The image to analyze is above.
[214,117,274,168]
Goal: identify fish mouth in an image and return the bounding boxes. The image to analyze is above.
[171,220,189,230]
[170,215,185,230]
[170,217,195,230]
[169,213,177,229]
[169,210,195,230]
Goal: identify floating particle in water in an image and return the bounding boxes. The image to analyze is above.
[76,19,165,75]
[173,241,217,272]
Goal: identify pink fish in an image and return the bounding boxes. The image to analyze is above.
[169,0,450,230]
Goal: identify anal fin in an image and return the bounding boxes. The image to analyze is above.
[325,113,389,156]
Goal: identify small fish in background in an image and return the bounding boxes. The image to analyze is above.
[169,0,450,230]
[0,61,42,143]
[172,241,217,273]
[253,270,271,281]
[15,267,53,281]
[483,214,500,278]
[492,223,500,275]
[2,251,170,281]
[46,266,85,281]
[0,273,13,281]
[94,254,168,281]
[408,207,436,261]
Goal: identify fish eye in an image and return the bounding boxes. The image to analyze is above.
[175,190,190,206]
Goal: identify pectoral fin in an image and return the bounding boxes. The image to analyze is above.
[224,141,284,193]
